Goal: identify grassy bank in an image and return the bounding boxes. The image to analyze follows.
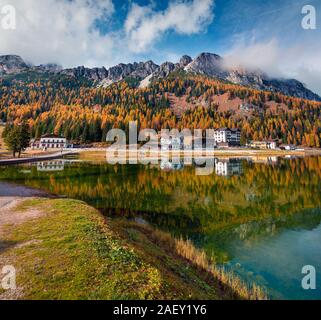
[112,220,266,300]
[0,198,266,300]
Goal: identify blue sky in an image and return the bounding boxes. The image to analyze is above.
[96,0,320,64]
[1,0,320,93]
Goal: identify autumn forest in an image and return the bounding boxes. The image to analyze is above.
[0,74,320,147]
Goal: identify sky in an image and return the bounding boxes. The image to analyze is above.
[0,0,320,94]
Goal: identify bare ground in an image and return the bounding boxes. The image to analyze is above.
[0,182,49,300]
[0,183,49,234]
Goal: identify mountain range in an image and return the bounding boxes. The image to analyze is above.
[0,53,320,101]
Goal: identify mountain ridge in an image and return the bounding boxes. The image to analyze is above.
[0,53,320,102]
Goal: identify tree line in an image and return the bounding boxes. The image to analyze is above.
[0,76,320,147]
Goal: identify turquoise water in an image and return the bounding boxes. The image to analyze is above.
[215,210,321,299]
[0,156,320,299]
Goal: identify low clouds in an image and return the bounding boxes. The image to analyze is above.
[223,1,321,96]
[125,0,215,53]
[224,39,321,95]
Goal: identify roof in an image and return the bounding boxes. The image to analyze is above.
[215,128,240,132]
[280,144,296,147]
[251,140,277,143]
[41,134,65,139]
[250,141,268,143]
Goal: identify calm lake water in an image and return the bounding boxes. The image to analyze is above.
[1,155,321,300]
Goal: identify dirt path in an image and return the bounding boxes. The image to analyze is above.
[0,182,49,236]
[0,182,50,300]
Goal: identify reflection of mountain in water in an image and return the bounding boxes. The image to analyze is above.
[207,208,321,245]
[232,208,321,241]
[195,208,321,263]
[1,155,320,300]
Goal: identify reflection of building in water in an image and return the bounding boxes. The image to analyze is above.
[214,159,243,176]
[267,157,278,164]
[160,134,193,151]
[160,160,184,171]
[160,136,184,151]
[37,160,65,172]
[250,156,279,165]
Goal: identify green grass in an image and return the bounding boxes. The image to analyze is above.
[113,220,267,300]
[1,198,226,300]
[2,198,266,300]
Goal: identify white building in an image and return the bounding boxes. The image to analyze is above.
[31,134,71,150]
[280,144,297,151]
[214,128,241,147]
[268,140,277,150]
[249,140,277,150]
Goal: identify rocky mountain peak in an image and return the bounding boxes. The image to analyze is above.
[61,66,108,82]
[179,55,192,67]
[0,53,320,101]
[184,52,225,77]
[130,60,159,79]
[0,55,28,74]
[32,63,63,74]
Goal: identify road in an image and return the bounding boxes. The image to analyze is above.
[0,150,77,166]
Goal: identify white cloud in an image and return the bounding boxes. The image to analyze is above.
[0,0,215,67]
[125,0,215,53]
[224,39,282,75]
[2,0,318,96]
[0,0,115,67]
[224,38,321,96]
[220,1,321,95]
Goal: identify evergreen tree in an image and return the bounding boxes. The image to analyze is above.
[3,122,30,158]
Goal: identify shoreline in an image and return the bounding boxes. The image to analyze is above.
[1,147,320,166]
[0,181,266,300]
[0,151,77,166]
[78,147,321,162]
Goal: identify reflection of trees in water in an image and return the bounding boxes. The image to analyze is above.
[0,157,320,238]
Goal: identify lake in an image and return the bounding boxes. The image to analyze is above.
[0,155,320,299]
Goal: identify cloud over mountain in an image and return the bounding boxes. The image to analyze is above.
[224,37,321,97]
[0,0,320,95]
